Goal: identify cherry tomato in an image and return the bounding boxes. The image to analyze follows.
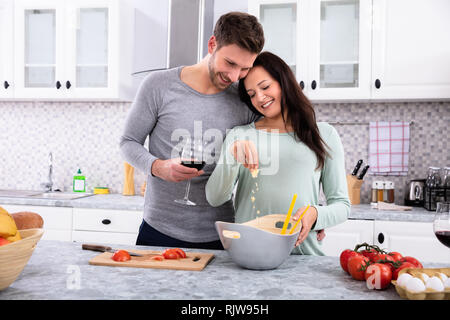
[360,249,380,262]
[401,256,423,268]
[348,255,370,281]
[340,249,360,274]
[388,251,403,262]
[172,248,187,259]
[151,255,165,261]
[0,237,10,246]
[112,250,131,262]
[392,261,417,280]
[162,249,179,259]
[365,263,393,290]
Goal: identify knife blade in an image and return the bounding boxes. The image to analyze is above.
[82,243,143,257]
[351,159,363,176]
[357,165,370,180]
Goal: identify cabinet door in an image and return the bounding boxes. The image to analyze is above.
[0,0,14,98]
[72,230,138,246]
[64,0,118,99]
[372,0,450,99]
[307,0,372,100]
[248,0,308,89]
[374,220,450,263]
[14,0,66,99]
[72,208,143,233]
[0,204,73,241]
[320,219,374,256]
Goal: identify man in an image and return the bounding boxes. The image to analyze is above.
[120,12,264,249]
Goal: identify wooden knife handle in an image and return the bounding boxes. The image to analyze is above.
[82,244,112,252]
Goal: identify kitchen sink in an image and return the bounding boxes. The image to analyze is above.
[29,192,94,200]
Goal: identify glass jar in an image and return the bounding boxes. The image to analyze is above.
[377,181,384,202]
[442,167,450,187]
[426,167,441,187]
[385,181,395,203]
[371,181,379,203]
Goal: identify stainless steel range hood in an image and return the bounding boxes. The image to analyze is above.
[133,0,214,77]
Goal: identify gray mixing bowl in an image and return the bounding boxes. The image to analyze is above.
[215,214,301,270]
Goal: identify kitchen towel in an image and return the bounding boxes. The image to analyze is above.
[369,121,410,176]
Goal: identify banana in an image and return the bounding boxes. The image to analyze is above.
[0,206,21,242]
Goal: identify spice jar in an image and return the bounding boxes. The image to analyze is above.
[385,181,395,203]
[371,181,379,204]
[377,181,384,202]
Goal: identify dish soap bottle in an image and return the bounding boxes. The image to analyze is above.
[73,169,86,193]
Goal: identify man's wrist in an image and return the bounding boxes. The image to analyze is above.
[151,159,162,177]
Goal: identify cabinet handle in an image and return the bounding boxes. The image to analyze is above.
[299,81,305,90]
[66,81,71,89]
[311,80,317,90]
[56,81,61,89]
[377,232,385,244]
[4,81,9,89]
[102,219,111,225]
[375,79,381,89]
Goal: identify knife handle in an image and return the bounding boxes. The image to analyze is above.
[82,244,112,252]
[351,159,363,175]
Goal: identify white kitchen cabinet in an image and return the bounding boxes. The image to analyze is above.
[249,0,373,101]
[0,0,14,98]
[72,208,143,245]
[371,0,450,100]
[0,204,73,241]
[13,0,134,100]
[373,220,450,264]
[320,219,374,256]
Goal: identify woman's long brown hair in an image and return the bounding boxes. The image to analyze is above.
[238,51,329,170]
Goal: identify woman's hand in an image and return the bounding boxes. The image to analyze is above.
[292,206,318,247]
[229,140,259,171]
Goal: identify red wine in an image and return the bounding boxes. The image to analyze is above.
[181,161,206,170]
[435,231,450,248]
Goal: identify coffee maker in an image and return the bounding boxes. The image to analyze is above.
[404,179,426,206]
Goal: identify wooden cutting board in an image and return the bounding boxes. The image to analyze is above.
[88,249,215,271]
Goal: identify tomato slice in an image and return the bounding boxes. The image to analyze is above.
[162,249,179,259]
[173,248,187,259]
[111,250,131,262]
[151,255,165,261]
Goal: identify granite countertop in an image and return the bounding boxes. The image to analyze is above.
[1,240,446,300]
[0,193,437,223]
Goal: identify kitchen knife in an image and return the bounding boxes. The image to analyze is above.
[82,244,143,257]
[351,159,363,176]
[357,165,370,180]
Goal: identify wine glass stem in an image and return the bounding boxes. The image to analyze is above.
[183,180,192,200]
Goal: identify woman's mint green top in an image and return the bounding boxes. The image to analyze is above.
[205,122,350,255]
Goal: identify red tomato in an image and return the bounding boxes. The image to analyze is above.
[388,251,403,262]
[173,248,187,259]
[360,249,380,262]
[392,262,417,280]
[401,256,423,268]
[162,249,179,260]
[348,255,370,281]
[374,253,395,264]
[340,249,360,274]
[112,250,131,262]
[0,237,10,246]
[151,255,165,261]
[365,263,392,290]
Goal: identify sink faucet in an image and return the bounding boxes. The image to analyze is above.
[41,152,53,192]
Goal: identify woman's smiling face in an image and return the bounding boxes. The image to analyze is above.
[244,66,282,119]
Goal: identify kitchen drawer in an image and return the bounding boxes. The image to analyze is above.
[0,204,72,230]
[72,230,138,246]
[72,208,143,233]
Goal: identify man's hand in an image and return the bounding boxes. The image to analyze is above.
[229,140,259,171]
[151,158,204,182]
[292,206,318,247]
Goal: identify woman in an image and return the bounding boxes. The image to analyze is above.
[205,52,350,255]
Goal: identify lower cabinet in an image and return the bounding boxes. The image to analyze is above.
[72,208,143,246]
[322,219,450,263]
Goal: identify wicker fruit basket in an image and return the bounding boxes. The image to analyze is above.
[391,268,450,300]
[0,228,44,290]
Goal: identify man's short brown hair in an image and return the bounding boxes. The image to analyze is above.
[213,12,265,54]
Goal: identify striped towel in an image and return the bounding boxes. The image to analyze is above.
[369,122,410,176]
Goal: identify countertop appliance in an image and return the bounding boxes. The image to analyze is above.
[404,179,426,207]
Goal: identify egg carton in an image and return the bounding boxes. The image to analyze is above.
[391,268,450,300]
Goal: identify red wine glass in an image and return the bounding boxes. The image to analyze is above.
[434,202,450,248]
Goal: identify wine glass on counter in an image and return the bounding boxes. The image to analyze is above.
[433,202,450,248]
[174,137,206,206]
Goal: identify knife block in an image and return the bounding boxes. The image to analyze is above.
[346,174,364,205]
[123,162,135,196]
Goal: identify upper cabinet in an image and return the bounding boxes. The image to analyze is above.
[249,0,450,101]
[11,0,134,101]
[0,0,14,98]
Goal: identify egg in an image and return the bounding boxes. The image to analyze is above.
[437,272,448,283]
[418,273,429,283]
[397,273,413,287]
[425,276,445,292]
[444,277,450,289]
[405,277,426,293]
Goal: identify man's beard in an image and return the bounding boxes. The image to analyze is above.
[208,52,232,91]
